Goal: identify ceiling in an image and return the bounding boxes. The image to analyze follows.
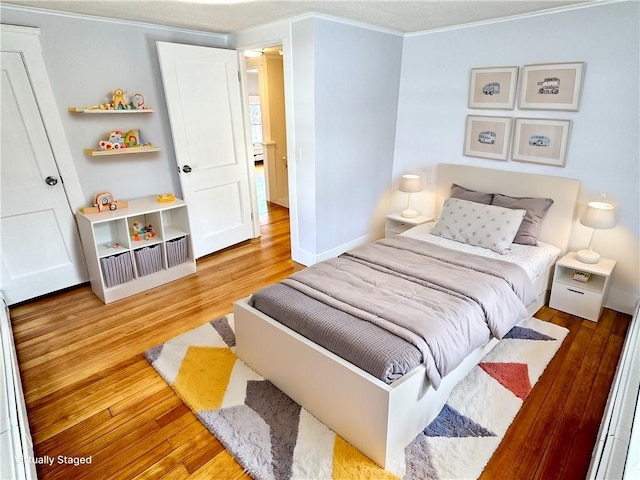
[2,0,594,35]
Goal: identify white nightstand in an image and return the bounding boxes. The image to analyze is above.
[384,213,433,238]
[549,252,616,322]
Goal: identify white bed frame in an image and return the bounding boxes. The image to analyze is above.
[234,164,580,468]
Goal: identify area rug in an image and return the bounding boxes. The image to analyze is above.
[145,315,568,480]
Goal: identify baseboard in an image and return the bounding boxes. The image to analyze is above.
[291,233,375,266]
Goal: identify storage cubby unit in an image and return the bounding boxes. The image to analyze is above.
[76,196,196,303]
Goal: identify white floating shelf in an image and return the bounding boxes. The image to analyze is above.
[69,107,154,113]
[84,146,160,156]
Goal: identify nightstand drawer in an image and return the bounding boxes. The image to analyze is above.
[549,283,603,321]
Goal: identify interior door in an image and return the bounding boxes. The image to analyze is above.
[157,42,254,259]
[0,52,87,305]
[260,52,289,208]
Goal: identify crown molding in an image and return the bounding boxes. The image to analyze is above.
[405,0,624,37]
[0,4,229,41]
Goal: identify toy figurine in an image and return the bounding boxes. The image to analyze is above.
[144,225,155,240]
[131,93,145,109]
[98,131,124,150]
[123,130,139,148]
[132,221,142,241]
[112,88,127,110]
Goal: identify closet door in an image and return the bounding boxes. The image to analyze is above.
[0,51,86,304]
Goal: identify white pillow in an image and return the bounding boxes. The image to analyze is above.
[431,197,526,254]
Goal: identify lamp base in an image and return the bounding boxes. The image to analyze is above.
[401,208,418,218]
[576,249,600,264]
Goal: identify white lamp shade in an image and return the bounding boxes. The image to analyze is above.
[399,174,422,193]
[580,201,616,229]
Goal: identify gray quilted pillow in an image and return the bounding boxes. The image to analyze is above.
[432,197,526,254]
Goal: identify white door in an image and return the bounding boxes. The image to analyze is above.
[157,42,254,259]
[0,52,87,304]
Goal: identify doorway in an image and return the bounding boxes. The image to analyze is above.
[244,46,289,216]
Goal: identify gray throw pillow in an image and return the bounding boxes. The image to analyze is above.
[491,194,554,246]
[450,183,493,205]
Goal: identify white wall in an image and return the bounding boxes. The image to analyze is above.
[0,6,229,206]
[290,17,403,261]
[392,1,640,313]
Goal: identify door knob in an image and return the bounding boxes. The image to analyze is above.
[182,165,192,173]
[45,176,58,186]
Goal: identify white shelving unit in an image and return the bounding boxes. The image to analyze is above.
[76,196,196,303]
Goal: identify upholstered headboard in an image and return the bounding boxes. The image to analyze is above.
[435,163,580,252]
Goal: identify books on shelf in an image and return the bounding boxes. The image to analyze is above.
[572,270,591,283]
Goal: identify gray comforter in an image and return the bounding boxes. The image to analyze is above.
[279,236,538,389]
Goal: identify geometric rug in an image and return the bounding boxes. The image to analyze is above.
[145,315,568,480]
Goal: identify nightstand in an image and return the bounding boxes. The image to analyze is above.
[549,252,616,322]
[384,213,433,238]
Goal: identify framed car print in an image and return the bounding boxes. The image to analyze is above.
[518,62,585,111]
[512,118,571,166]
[468,66,518,110]
[463,115,513,161]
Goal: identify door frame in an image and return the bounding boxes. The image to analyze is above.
[238,39,295,237]
[1,25,85,213]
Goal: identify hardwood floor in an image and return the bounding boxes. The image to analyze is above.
[9,203,630,480]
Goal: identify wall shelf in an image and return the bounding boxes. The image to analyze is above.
[68,107,154,113]
[84,146,160,156]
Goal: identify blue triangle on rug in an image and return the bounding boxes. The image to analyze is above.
[423,404,496,438]
[503,325,556,341]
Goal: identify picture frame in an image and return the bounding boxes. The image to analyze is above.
[468,66,518,110]
[463,115,513,161]
[518,62,585,111]
[512,117,571,167]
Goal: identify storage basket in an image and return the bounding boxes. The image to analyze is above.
[166,236,188,268]
[134,244,163,277]
[100,252,134,288]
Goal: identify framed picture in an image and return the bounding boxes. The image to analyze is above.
[512,118,571,167]
[468,66,518,110]
[463,115,513,161]
[519,62,585,111]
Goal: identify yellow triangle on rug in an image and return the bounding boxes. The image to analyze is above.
[145,314,567,480]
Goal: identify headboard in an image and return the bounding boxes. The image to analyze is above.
[435,163,580,252]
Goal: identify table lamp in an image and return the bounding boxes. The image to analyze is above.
[576,198,615,264]
[399,174,422,218]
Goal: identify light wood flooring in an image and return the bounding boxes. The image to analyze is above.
[9,203,630,479]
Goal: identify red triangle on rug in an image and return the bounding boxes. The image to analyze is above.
[480,362,532,400]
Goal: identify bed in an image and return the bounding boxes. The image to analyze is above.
[233,163,580,468]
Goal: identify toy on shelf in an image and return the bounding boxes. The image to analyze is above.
[157,193,176,203]
[79,191,129,214]
[124,129,140,147]
[131,93,145,110]
[96,130,154,152]
[112,88,128,110]
[68,89,153,112]
[131,222,156,241]
[98,131,124,150]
